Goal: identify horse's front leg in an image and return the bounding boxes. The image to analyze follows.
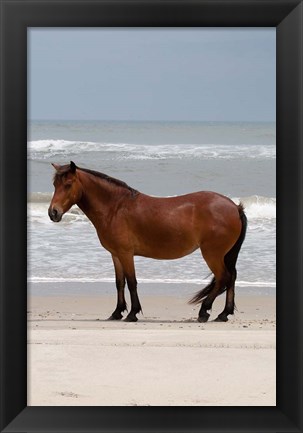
[108,255,127,320]
[118,254,142,322]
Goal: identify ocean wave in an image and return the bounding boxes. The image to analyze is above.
[28,201,86,225]
[28,192,53,203]
[28,139,276,161]
[232,196,276,220]
[29,193,276,220]
[28,275,276,287]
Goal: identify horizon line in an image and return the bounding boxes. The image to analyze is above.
[29,118,276,123]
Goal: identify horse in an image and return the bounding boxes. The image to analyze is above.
[48,161,247,323]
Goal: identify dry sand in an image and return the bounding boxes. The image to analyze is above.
[27,284,276,406]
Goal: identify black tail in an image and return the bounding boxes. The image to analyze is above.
[188,276,216,305]
[189,203,247,305]
[224,203,247,277]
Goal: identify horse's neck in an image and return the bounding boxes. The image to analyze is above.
[76,172,122,227]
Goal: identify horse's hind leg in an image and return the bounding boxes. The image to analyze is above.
[118,254,142,322]
[198,250,230,322]
[198,275,228,322]
[196,277,215,322]
[215,270,237,322]
[108,255,127,320]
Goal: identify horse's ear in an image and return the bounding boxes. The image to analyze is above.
[70,161,77,173]
[52,163,60,171]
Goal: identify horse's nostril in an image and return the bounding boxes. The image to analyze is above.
[48,206,62,222]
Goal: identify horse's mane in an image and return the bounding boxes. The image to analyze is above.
[79,167,139,196]
[54,163,139,197]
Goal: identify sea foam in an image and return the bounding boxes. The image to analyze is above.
[28,140,276,161]
[28,194,276,228]
[232,196,276,220]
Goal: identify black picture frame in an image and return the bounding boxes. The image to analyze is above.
[0,0,302,432]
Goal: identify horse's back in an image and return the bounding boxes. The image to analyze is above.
[136,190,238,224]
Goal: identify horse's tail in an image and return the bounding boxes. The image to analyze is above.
[188,203,247,305]
[188,276,216,305]
[224,202,247,278]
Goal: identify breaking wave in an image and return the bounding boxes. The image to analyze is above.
[28,193,276,225]
[28,140,276,161]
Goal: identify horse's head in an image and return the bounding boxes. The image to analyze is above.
[48,161,82,222]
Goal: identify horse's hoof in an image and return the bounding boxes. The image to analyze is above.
[124,315,138,322]
[215,315,228,322]
[198,313,210,323]
[107,314,122,321]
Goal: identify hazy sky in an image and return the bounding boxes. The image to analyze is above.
[28,28,276,122]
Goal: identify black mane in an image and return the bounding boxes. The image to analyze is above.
[78,167,139,196]
[53,163,138,196]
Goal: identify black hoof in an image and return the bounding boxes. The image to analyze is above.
[215,314,228,322]
[107,313,123,321]
[124,315,138,322]
[198,312,210,323]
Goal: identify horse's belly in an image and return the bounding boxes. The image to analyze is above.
[137,246,199,260]
[135,233,200,260]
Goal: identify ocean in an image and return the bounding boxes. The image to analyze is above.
[27,120,276,296]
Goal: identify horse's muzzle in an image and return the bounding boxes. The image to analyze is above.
[48,206,63,222]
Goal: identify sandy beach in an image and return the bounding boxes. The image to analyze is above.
[27,283,276,406]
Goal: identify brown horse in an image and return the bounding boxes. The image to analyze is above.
[48,161,247,323]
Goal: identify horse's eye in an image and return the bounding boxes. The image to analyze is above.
[64,182,72,189]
